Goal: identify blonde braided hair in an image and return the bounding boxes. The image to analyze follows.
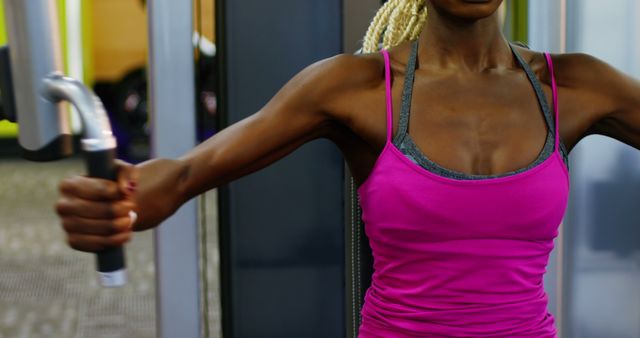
[362,0,428,53]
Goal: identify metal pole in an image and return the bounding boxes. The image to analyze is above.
[2,0,72,160]
[147,1,202,337]
[65,0,83,134]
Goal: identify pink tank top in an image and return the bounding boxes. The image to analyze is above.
[356,48,570,337]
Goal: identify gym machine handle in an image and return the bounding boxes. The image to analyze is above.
[86,149,127,287]
[42,74,127,287]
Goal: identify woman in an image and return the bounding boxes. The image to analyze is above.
[55,0,640,336]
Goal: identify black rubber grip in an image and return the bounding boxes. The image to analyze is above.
[85,149,126,273]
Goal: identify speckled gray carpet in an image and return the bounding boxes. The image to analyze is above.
[0,157,221,338]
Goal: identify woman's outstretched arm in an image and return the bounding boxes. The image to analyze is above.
[55,53,377,251]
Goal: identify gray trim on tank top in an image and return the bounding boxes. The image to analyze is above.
[391,39,569,180]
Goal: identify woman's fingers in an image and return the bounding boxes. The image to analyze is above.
[56,160,139,253]
[58,176,122,201]
[66,231,133,253]
[61,215,134,236]
[55,197,135,220]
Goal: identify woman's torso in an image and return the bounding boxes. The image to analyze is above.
[352,38,569,337]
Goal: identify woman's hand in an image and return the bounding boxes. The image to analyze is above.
[55,160,138,253]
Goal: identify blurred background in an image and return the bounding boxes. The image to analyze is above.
[0,1,220,337]
[0,0,638,337]
[559,1,640,337]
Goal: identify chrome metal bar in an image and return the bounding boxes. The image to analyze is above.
[147,0,202,336]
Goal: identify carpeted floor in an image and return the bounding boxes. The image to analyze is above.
[0,157,221,338]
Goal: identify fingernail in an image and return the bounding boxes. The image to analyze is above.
[127,181,137,193]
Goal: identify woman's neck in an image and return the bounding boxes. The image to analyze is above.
[417,5,513,73]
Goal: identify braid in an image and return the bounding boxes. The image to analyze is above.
[362,0,428,53]
[410,4,429,40]
[362,0,397,53]
[396,1,419,43]
[382,0,409,48]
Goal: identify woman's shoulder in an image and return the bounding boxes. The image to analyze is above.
[305,39,420,96]
[292,50,391,119]
[303,51,386,89]
[513,45,619,90]
[548,51,627,94]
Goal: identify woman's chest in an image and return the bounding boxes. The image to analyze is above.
[336,69,591,185]
[358,149,570,243]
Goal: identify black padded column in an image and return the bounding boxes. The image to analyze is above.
[217,1,345,337]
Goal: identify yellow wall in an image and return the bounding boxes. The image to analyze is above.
[91,0,215,82]
[197,0,216,43]
[91,0,148,81]
[0,2,6,43]
[1,2,17,136]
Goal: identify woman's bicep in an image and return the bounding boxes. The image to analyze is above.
[579,54,640,149]
[177,56,346,199]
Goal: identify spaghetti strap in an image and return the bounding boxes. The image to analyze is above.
[381,49,394,144]
[544,52,560,152]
